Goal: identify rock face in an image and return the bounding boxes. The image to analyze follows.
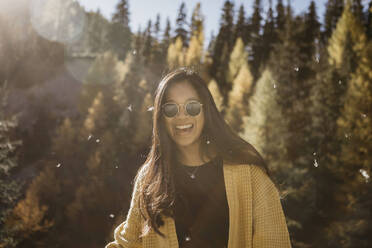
[5,66,82,132]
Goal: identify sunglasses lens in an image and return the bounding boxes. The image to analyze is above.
[163,104,178,117]
[186,102,201,116]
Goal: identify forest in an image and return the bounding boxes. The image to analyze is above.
[0,0,371,247]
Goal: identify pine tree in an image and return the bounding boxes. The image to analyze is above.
[323,0,344,43]
[210,0,234,101]
[87,10,105,53]
[142,20,153,65]
[234,5,246,44]
[4,174,54,247]
[325,40,372,248]
[65,129,122,245]
[0,82,23,247]
[162,18,172,56]
[267,4,320,244]
[275,0,286,37]
[175,2,188,46]
[106,0,132,60]
[248,0,263,80]
[240,70,300,239]
[367,1,372,39]
[186,3,204,66]
[154,14,161,40]
[351,0,364,23]
[240,68,290,179]
[261,0,275,66]
[307,2,369,246]
[302,1,321,61]
[84,51,125,85]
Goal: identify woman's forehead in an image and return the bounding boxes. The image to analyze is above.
[165,81,200,102]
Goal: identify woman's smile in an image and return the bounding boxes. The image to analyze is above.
[174,123,194,135]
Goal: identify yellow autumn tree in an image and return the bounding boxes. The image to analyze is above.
[225,62,253,132]
[208,79,223,112]
[227,37,248,83]
[167,37,186,69]
[327,0,366,69]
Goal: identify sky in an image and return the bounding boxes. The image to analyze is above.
[78,0,329,41]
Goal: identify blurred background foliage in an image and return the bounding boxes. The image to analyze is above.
[0,0,371,247]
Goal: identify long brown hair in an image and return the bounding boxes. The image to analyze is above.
[136,67,270,237]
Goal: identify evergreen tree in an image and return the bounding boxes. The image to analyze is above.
[0,82,23,247]
[84,51,125,86]
[367,1,372,39]
[66,128,121,245]
[328,41,372,248]
[132,27,144,56]
[351,0,364,23]
[113,52,148,146]
[210,0,234,101]
[87,10,106,53]
[307,2,369,246]
[4,167,56,247]
[186,3,204,66]
[175,2,188,46]
[261,0,275,66]
[240,69,291,185]
[142,20,153,65]
[323,0,344,43]
[162,18,172,56]
[275,0,286,37]
[292,0,321,84]
[302,1,321,61]
[267,4,319,244]
[154,14,161,40]
[249,0,263,80]
[234,5,246,44]
[106,0,132,60]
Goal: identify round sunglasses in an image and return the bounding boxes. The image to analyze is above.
[162,100,203,118]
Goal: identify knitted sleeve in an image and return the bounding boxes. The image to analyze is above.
[250,165,292,248]
[105,169,144,248]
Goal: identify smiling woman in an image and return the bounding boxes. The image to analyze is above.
[105,67,292,248]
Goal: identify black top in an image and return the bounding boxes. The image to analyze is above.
[173,156,229,248]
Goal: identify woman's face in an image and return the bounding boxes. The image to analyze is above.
[162,80,205,148]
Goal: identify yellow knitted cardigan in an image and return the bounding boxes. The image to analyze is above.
[105,163,292,248]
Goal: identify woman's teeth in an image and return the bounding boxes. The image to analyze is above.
[175,124,193,130]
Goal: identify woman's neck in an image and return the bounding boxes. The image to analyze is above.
[176,141,215,166]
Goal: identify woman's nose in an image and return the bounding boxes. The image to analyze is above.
[178,105,188,117]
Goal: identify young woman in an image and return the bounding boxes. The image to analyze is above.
[106,68,291,248]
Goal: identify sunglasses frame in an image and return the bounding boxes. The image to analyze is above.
[162,100,203,118]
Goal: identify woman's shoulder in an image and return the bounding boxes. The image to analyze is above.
[223,161,264,172]
[223,162,270,182]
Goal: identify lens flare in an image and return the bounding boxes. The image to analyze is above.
[30,0,85,44]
